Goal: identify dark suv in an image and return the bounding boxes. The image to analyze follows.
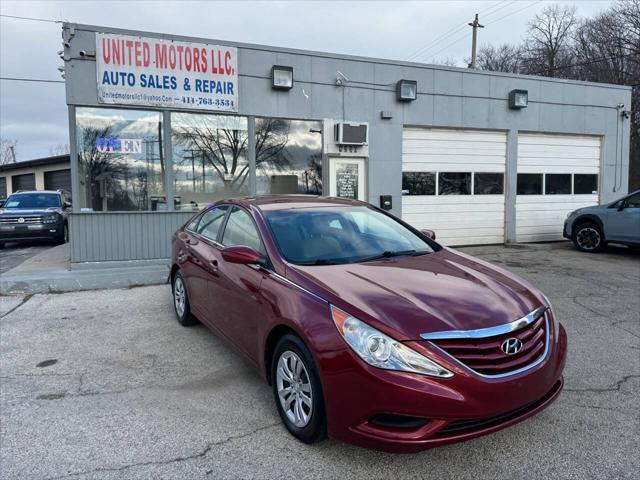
[0,190,71,248]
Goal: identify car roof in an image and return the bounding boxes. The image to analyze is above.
[222,195,368,212]
[10,190,65,195]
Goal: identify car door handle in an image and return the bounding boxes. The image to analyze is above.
[209,259,219,272]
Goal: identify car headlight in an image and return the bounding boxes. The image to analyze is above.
[540,292,560,342]
[42,214,58,224]
[330,305,453,378]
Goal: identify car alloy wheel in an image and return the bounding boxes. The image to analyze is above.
[576,226,601,251]
[174,276,186,317]
[276,351,313,428]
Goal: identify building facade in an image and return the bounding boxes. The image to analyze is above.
[62,23,632,264]
[0,155,71,199]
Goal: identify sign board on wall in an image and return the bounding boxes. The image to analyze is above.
[96,33,238,112]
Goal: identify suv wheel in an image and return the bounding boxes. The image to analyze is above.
[573,222,604,252]
[271,334,326,444]
[172,271,198,326]
[57,224,69,244]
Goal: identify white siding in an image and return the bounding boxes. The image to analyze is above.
[401,128,507,246]
[516,133,601,243]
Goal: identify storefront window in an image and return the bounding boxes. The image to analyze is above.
[255,119,322,195]
[76,108,165,211]
[172,113,249,210]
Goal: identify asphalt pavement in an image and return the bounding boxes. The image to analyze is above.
[0,242,638,479]
[0,241,56,275]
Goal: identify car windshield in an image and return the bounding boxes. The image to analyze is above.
[3,193,61,209]
[265,206,436,265]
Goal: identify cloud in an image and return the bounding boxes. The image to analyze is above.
[0,0,614,161]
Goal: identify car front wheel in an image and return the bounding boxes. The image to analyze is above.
[272,334,326,444]
[573,222,604,252]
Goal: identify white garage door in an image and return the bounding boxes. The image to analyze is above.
[402,128,507,246]
[516,133,601,242]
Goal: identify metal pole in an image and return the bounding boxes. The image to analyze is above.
[468,14,484,69]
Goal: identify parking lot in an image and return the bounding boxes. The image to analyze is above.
[1,242,638,479]
[0,242,56,275]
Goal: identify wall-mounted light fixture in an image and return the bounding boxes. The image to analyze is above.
[509,89,528,109]
[271,65,293,90]
[396,80,417,102]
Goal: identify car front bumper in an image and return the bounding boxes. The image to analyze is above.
[0,223,63,242]
[317,323,568,452]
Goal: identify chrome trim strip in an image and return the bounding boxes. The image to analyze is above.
[267,271,328,304]
[419,306,547,340]
[427,313,550,379]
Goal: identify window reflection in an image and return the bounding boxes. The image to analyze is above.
[172,113,249,210]
[76,108,165,211]
[255,118,322,195]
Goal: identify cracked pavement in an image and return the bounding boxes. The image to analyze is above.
[1,242,638,479]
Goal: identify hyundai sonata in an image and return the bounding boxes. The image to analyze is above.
[170,195,566,452]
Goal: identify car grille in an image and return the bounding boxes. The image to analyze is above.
[430,309,548,377]
[437,379,562,435]
[0,216,42,224]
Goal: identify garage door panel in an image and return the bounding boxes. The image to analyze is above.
[44,169,71,192]
[516,133,600,242]
[402,128,506,246]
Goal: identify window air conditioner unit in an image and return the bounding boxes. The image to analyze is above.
[335,122,368,145]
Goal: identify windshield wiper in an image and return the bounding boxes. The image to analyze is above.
[358,249,429,263]
[297,259,340,266]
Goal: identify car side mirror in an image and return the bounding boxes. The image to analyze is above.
[421,229,436,240]
[0,200,5,208]
[63,201,72,209]
[617,202,626,211]
[221,245,263,265]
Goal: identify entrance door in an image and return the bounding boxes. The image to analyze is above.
[329,157,366,201]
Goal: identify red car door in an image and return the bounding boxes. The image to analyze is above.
[182,205,229,320]
[212,206,268,364]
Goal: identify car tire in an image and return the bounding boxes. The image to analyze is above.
[271,334,327,444]
[172,271,199,326]
[572,222,605,252]
[57,223,69,245]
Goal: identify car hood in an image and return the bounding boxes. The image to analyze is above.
[286,248,544,342]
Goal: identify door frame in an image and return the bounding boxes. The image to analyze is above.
[327,156,368,201]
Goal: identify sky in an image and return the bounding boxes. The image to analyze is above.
[0,0,615,161]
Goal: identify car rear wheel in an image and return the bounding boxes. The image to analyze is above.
[573,222,604,252]
[172,271,198,326]
[272,334,326,444]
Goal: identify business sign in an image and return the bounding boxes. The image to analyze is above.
[96,33,238,112]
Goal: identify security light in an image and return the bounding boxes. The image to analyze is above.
[396,80,417,102]
[509,89,528,109]
[272,65,293,90]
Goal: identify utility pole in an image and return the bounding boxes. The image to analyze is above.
[468,13,484,69]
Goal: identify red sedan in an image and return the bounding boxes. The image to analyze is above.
[170,195,567,452]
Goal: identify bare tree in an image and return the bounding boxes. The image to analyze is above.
[521,4,577,76]
[476,44,522,73]
[0,138,17,165]
[49,143,70,156]
[77,126,128,211]
[174,117,291,189]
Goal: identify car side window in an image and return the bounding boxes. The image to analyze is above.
[195,205,228,242]
[221,207,266,255]
[624,192,640,208]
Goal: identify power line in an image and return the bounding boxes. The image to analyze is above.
[484,0,541,26]
[528,53,637,75]
[406,0,513,61]
[0,76,65,84]
[0,14,60,24]
[423,0,541,63]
